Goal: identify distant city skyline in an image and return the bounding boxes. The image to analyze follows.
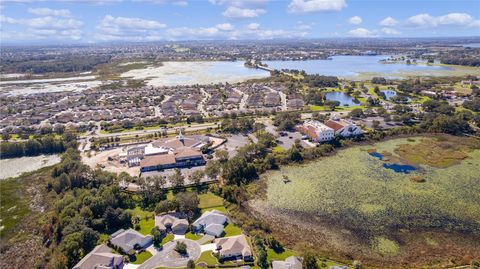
[0,0,479,44]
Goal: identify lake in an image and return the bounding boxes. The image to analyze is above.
[263,55,456,79]
[121,61,269,86]
[325,91,359,106]
[0,154,61,179]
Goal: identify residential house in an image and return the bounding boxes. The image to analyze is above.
[271,256,302,269]
[192,209,228,237]
[73,244,124,269]
[214,235,253,261]
[109,229,152,253]
[155,213,189,234]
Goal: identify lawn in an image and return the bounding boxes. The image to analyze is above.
[267,248,298,262]
[198,192,224,209]
[272,145,285,153]
[201,205,227,214]
[196,250,218,266]
[161,233,174,246]
[128,207,155,235]
[223,223,242,237]
[131,250,153,264]
[185,231,203,240]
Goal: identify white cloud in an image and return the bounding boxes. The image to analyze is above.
[295,21,314,30]
[348,16,362,25]
[28,7,71,17]
[436,13,473,26]
[287,0,346,14]
[216,23,234,31]
[348,27,377,38]
[1,14,83,40]
[247,22,260,30]
[166,24,308,40]
[98,15,166,30]
[1,15,83,29]
[209,0,269,7]
[380,16,398,26]
[222,6,266,18]
[406,13,476,28]
[95,15,166,41]
[381,27,400,35]
[407,13,435,27]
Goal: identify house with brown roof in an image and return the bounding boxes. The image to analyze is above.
[73,244,124,269]
[214,235,253,261]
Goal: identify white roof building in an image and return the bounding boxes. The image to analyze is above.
[192,210,228,237]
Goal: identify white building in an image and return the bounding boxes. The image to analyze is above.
[325,118,363,137]
[298,120,335,142]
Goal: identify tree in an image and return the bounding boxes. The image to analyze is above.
[302,252,318,269]
[1,132,11,141]
[257,248,268,269]
[79,227,99,254]
[205,160,221,179]
[189,170,204,185]
[175,241,187,255]
[187,259,195,269]
[349,108,364,119]
[215,150,229,163]
[54,124,66,135]
[174,192,199,214]
[151,226,165,246]
[169,169,185,188]
[372,120,380,130]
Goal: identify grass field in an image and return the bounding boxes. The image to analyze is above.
[0,178,31,239]
[198,192,224,210]
[196,250,218,266]
[264,135,480,237]
[266,248,297,262]
[127,207,155,235]
[223,223,242,237]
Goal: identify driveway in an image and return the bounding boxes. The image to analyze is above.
[200,243,217,252]
[138,239,201,269]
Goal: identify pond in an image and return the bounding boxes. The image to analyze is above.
[0,154,61,179]
[263,55,459,79]
[381,90,397,100]
[368,151,417,174]
[325,91,360,106]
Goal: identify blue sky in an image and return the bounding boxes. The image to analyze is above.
[0,0,479,44]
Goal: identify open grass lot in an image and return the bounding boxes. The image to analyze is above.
[249,135,480,268]
[198,192,224,209]
[223,223,242,237]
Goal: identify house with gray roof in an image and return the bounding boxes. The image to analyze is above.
[73,244,124,269]
[192,209,228,237]
[109,228,152,253]
[155,212,189,234]
[271,256,302,269]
